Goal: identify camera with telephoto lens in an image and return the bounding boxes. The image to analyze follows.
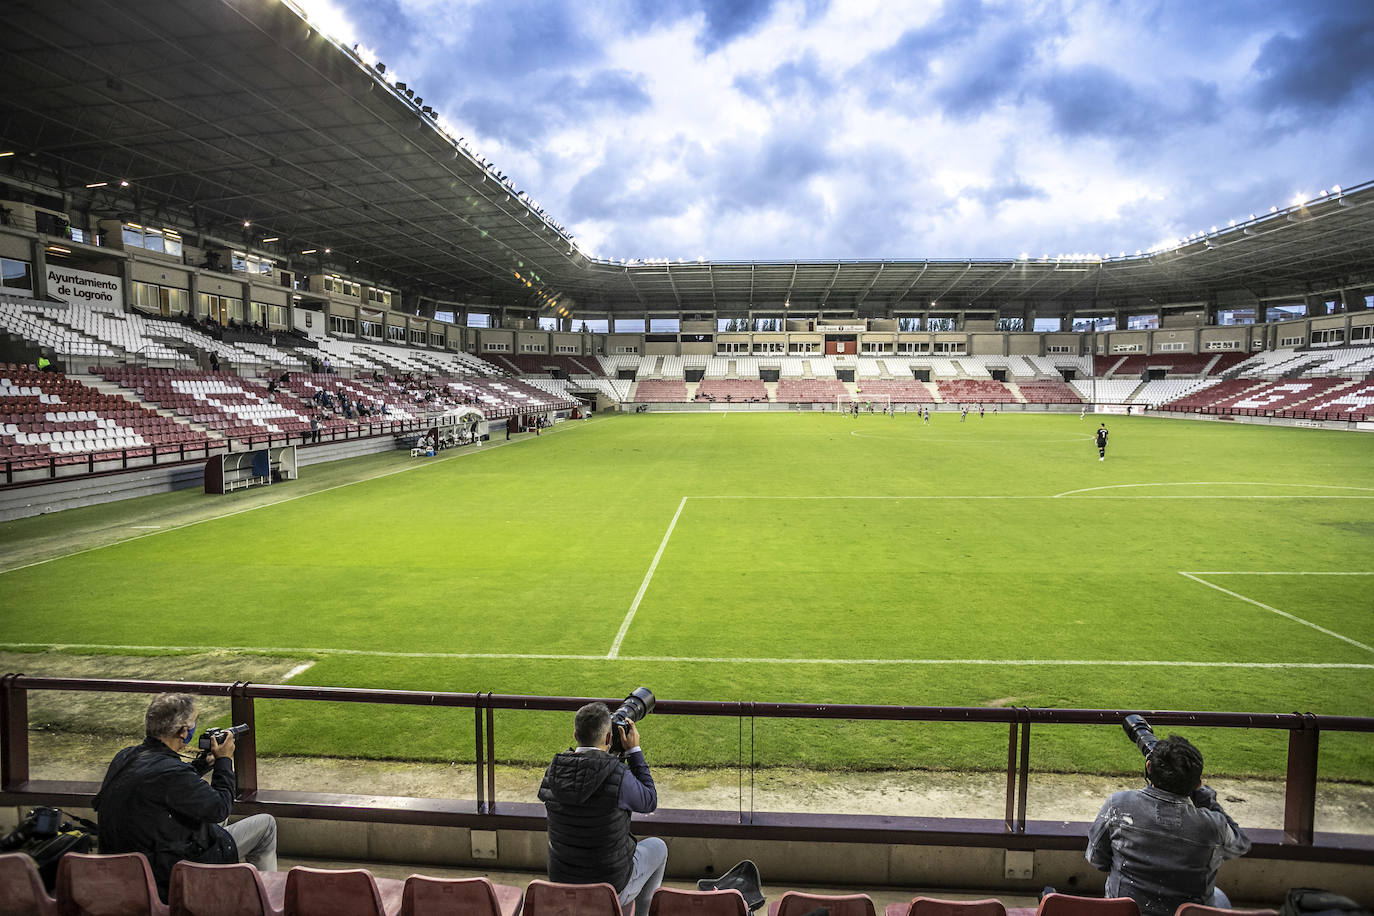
[198,723,250,751]
[608,688,654,756]
[1122,714,1159,758]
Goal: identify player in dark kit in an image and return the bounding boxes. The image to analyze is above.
[1096,423,1109,460]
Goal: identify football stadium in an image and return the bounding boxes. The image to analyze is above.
[0,0,1371,909]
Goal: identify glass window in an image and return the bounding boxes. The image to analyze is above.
[1,258,33,292]
[467,312,492,328]
[249,301,268,325]
[143,229,165,254]
[163,287,188,316]
[538,317,560,331]
[580,319,608,333]
[434,310,456,324]
[649,318,680,332]
[1216,309,1255,325]
[996,317,1024,332]
[122,225,144,248]
[1033,317,1062,332]
[1072,315,1115,331]
[613,317,644,332]
[1266,303,1306,322]
[1126,314,1159,330]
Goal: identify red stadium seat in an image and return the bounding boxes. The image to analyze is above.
[0,852,59,916]
[283,868,403,916]
[56,852,169,916]
[398,876,521,916]
[169,862,286,916]
[648,889,749,916]
[522,880,625,916]
[885,899,1007,916]
[768,893,877,916]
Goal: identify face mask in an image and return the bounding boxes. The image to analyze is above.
[185,723,197,744]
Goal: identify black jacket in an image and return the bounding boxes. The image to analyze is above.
[94,737,237,901]
[538,749,644,892]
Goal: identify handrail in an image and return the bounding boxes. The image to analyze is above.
[2,675,1369,858]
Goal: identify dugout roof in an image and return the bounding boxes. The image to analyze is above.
[2,0,1373,316]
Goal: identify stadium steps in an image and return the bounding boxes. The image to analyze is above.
[764,380,778,400]
[875,359,891,378]
[801,359,813,378]
[1202,353,1225,375]
[78,369,227,440]
[949,359,971,378]
[1002,383,1030,403]
[1099,356,1127,377]
[44,316,125,359]
[924,381,943,402]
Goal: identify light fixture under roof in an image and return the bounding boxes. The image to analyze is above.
[85,181,107,189]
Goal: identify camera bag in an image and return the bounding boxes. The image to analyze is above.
[1281,888,1372,916]
[697,859,765,913]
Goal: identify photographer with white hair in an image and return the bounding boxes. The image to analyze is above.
[94,693,277,901]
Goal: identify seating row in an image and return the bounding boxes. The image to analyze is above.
[3,852,1277,916]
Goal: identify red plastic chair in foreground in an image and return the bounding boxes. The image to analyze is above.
[648,888,749,916]
[1034,896,1140,916]
[55,852,169,916]
[768,892,877,916]
[1175,906,1278,916]
[283,867,404,916]
[169,862,287,916]
[0,852,59,916]
[522,880,625,916]
[885,898,1008,916]
[398,875,523,916]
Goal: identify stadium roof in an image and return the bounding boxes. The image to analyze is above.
[2,0,1373,317]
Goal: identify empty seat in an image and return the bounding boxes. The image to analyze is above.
[1173,907,1277,916]
[886,900,1006,916]
[55,852,169,916]
[0,852,59,916]
[398,876,521,916]
[522,880,624,916]
[648,889,748,916]
[768,893,876,916]
[169,862,286,916]
[283,868,403,916]
[1018,897,1139,916]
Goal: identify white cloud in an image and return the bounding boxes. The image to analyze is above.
[332,0,1372,262]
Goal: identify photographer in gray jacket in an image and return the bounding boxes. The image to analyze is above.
[1088,734,1250,916]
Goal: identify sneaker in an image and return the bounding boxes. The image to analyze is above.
[1099,456,1104,461]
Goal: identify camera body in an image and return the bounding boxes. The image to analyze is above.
[198,723,250,751]
[608,688,655,756]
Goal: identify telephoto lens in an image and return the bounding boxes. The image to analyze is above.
[198,723,251,751]
[1122,714,1159,757]
[608,688,655,755]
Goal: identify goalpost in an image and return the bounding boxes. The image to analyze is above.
[836,393,893,415]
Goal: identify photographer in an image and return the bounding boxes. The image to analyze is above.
[94,694,277,902]
[1087,734,1250,916]
[538,702,666,916]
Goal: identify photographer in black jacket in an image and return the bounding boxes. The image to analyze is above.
[539,702,665,916]
[94,693,277,901]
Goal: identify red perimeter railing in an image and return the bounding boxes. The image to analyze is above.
[2,675,1370,863]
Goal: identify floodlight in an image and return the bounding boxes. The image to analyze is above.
[119,180,129,187]
[85,181,107,188]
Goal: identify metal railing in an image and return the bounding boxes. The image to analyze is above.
[1,676,1370,862]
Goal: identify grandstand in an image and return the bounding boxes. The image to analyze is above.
[0,0,1372,904]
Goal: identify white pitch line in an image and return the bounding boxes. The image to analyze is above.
[1,641,1369,669]
[282,662,316,680]
[1178,572,1374,656]
[608,496,688,659]
[1185,572,1374,576]
[0,417,589,578]
[1055,482,1374,498]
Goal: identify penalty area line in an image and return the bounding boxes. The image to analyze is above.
[0,642,1370,670]
[607,496,688,659]
[1178,572,1374,656]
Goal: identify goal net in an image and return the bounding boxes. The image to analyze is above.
[836,393,892,414]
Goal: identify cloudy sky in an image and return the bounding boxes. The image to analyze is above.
[306,0,1373,262]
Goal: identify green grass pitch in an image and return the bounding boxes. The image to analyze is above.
[1,412,1371,780]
